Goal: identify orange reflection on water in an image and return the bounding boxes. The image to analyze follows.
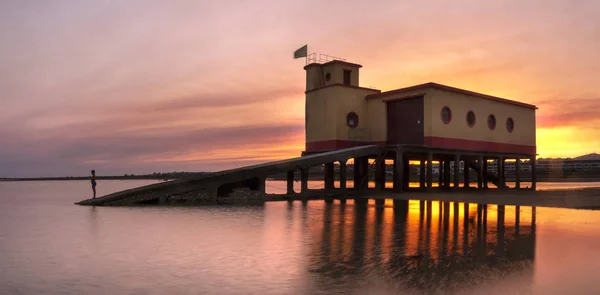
[304,197,540,293]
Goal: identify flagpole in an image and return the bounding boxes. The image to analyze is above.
[305,45,308,65]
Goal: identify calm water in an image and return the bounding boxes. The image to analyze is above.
[2,180,600,295]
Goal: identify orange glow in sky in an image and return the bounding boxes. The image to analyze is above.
[0,0,598,177]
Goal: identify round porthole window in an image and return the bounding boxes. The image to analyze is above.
[487,114,496,130]
[325,73,331,81]
[441,106,452,124]
[346,112,359,128]
[506,117,514,133]
[466,110,476,127]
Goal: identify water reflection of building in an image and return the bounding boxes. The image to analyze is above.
[309,200,537,293]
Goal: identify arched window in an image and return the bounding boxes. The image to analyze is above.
[466,110,476,127]
[441,106,452,124]
[506,117,515,133]
[487,114,496,130]
[346,112,359,128]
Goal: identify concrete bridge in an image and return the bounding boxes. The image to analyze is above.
[75,145,385,206]
[75,144,534,206]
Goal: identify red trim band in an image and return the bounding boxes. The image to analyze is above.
[424,136,535,154]
[306,137,535,155]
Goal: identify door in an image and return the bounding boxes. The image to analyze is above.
[386,97,424,145]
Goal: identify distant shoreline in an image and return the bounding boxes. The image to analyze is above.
[0,177,174,182]
[2,176,600,183]
[0,173,209,182]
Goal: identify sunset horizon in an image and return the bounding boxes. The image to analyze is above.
[1,0,599,178]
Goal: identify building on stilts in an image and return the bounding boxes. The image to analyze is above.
[302,54,537,193]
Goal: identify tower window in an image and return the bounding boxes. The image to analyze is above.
[506,117,515,133]
[466,110,476,127]
[441,106,452,124]
[343,70,351,85]
[346,112,359,128]
[487,114,496,130]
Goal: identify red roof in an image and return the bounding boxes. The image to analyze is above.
[366,82,537,110]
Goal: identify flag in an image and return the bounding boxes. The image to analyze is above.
[294,44,307,59]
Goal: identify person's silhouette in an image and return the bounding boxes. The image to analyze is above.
[91,170,97,198]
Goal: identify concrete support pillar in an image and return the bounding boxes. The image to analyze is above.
[402,156,410,191]
[393,150,404,193]
[464,158,470,189]
[375,198,385,208]
[300,167,309,193]
[482,159,489,189]
[438,161,444,188]
[339,161,347,191]
[453,155,460,189]
[324,162,334,190]
[531,157,537,191]
[360,157,369,190]
[419,159,426,189]
[478,155,484,189]
[353,157,368,191]
[375,156,385,191]
[286,170,295,195]
[498,157,505,189]
[444,160,451,189]
[427,152,433,190]
[353,158,361,190]
[257,177,266,194]
[515,157,521,189]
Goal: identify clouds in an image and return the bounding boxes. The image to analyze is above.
[536,97,600,129]
[0,83,306,177]
[0,0,599,176]
[0,121,305,177]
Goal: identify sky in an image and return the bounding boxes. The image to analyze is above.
[1,0,599,177]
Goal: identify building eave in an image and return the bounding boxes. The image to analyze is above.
[365,82,538,110]
[303,60,363,70]
[305,83,381,94]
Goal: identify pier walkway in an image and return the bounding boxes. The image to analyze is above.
[75,145,384,206]
[76,144,535,206]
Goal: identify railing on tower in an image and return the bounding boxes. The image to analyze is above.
[306,53,346,65]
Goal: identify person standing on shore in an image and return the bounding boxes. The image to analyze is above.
[91,170,97,198]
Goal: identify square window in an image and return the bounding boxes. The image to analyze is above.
[343,70,351,85]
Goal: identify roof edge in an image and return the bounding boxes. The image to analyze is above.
[304,60,363,70]
[366,82,538,110]
[305,83,381,94]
